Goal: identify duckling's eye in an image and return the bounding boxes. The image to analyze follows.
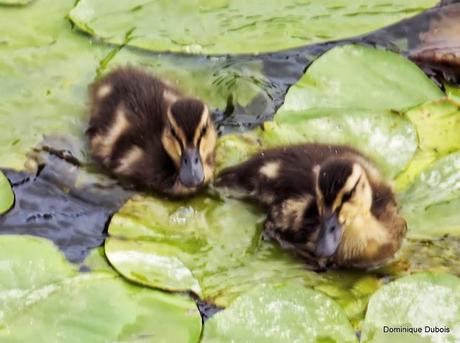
[200,125,207,137]
[342,190,354,203]
[170,127,179,141]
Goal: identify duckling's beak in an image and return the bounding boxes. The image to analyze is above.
[179,147,205,188]
[314,213,343,257]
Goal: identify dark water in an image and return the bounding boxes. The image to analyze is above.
[1,1,460,320]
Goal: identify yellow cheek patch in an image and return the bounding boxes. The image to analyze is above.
[161,132,182,167]
[199,123,217,183]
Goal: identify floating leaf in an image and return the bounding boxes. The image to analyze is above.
[0,0,32,5]
[361,272,460,343]
[446,84,460,104]
[105,194,266,296]
[399,152,460,239]
[277,44,443,116]
[397,238,460,276]
[0,0,111,170]
[100,47,273,117]
[0,0,277,170]
[69,0,438,55]
[216,108,417,180]
[202,283,357,343]
[0,235,202,342]
[0,171,14,214]
[105,193,383,328]
[395,99,460,190]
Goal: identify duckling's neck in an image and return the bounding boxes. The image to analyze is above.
[336,212,393,267]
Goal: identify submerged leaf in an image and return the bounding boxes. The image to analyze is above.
[0,171,14,214]
[69,0,438,55]
[0,235,202,342]
[361,273,460,343]
[202,283,357,343]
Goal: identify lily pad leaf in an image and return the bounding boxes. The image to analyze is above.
[69,0,438,55]
[0,171,14,214]
[106,194,265,297]
[277,44,443,116]
[395,99,460,190]
[202,283,357,343]
[105,193,383,328]
[0,0,32,5]
[446,83,460,104]
[0,235,202,342]
[216,108,417,180]
[0,0,112,170]
[361,272,460,343]
[101,47,272,117]
[106,238,202,295]
[399,152,460,239]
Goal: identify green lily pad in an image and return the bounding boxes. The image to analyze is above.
[276,45,443,116]
[0,0,112,170]
[446,84,460,104]
[397,238,460,276]
[0,171,14,214]
[361,272,460,343]
[0,235,202,342]
[0,0,274,170]
[216,107,417,179]
[399,152,460,239]
[100,47,271,114]
[69,0,438,55]
[105,194,266,297]
[0,0,31,5]
[105,193,384,328]
[202,283,357,343]
[395,99,460,190]
[80,247,118,274]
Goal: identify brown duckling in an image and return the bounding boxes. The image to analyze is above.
[87,67,217,196]
[216,143,406,269]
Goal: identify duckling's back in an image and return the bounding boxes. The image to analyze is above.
[87,67,179,189]
[216,143,362,205]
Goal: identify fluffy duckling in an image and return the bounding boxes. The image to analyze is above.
[87,67,217,196]
[216,144,406,269]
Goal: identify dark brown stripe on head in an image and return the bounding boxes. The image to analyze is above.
[170,98,205,143]
[319,159,354,206]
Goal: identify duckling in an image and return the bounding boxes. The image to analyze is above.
[216,143,406,269]
[87,67,217,196]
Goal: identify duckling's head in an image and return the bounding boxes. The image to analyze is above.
[162,98,217,190]
[314,159,373,258]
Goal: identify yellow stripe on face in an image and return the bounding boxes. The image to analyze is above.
[166,107,187,147]
[193,106,209,146]
[332,163,363,212]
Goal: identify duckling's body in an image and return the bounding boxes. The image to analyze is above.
[87,67,217,195]
[216,143,406,269]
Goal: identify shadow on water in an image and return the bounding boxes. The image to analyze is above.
[1,1,460,320]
